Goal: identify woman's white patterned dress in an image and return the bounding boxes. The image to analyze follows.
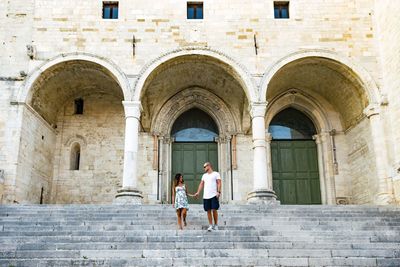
[174,185,189,210]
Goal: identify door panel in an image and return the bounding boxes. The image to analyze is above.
[272,140,321,205]
[172,142,218,204]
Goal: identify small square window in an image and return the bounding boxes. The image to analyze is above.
[103,1,119,19]
[187,2,203,19]
[274,1,289,19]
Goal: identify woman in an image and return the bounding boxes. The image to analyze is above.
[172,173,195,230]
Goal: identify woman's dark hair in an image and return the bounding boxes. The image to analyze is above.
[174,173,184,187]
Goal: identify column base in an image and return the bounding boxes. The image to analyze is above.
[114,187,143,205]
[247,189,279,205]
[374,192,394,205]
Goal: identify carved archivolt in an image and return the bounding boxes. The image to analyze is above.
[64,134,87,148]
[151,87,239,137]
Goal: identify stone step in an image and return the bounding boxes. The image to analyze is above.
[1,204,399,266]
[2,248,398,259]
[4,240,398,251]
[1,257,391,267]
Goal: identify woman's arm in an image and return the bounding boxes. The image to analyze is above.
[185,185,195,197]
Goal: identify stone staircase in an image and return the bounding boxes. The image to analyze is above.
[0,204,399,267]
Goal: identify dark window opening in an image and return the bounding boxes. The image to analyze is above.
[269,108,316,140]
[70,143,81,170]
[187,2,203,19]
[74,98,84,115]
[103,2,119,19]
[274,1,289,19]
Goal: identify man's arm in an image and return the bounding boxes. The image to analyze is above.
[195,180,204,197]
[216,179,222,198]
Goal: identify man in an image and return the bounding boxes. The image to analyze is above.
[194,162,222,231]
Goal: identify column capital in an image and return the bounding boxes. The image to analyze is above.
[266,132,272,143]
[123,101,142,119]
[363,103,380,118]
[312,134,322,145]
[249,102,268,119]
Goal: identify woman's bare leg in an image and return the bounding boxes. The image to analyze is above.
[182,208,187,226]
[176,209,182,230]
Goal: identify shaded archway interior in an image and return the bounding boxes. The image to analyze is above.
[28,60,124,125]
[266,57,369,130]
[140,55,249,133]
[171,108,219,142]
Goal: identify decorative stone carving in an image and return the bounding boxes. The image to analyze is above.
[26,45,36,59]
[336,197,350,205]
[151,87,238,136]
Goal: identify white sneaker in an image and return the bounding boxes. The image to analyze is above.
[207,225,213,232]
[213,225,218,230]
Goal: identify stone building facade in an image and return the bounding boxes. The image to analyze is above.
[0,0,399,205]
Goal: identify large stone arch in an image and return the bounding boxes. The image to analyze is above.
[151,87,239,137]
[14,52,128,204]
[260,49,381,105]
[17,52,131,104]
[133,46,258,103]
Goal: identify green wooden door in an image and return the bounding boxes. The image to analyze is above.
[271,140,321,204]
[172,142,218,204]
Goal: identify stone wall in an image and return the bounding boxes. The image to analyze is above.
[24,0,379,78]
[51,94,124,204]
[374,1,400,204]
[232,134,253,202]
[14,106,56,204]
[345,118,377,204]
[137,132,158,203]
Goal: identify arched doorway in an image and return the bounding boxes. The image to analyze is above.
[269,108,321,204]
[171,108,219,204]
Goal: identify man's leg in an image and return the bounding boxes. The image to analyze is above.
[212,209,218,225]
[207,210,213,225]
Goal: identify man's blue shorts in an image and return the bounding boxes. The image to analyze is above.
[203,196,220,211]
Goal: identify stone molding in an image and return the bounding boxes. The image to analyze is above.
[363,103,380,118]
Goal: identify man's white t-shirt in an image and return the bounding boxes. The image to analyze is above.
[201,171,221,199]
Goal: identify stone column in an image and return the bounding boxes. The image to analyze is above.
[114,101,143,204]
[364,104,393,204]
[247,102,277,204]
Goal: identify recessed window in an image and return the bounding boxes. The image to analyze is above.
[70,143,81,170]
[103,1,119,19]
[74,98,84,115]
[274,1,289,19]
[187,2,203,19]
